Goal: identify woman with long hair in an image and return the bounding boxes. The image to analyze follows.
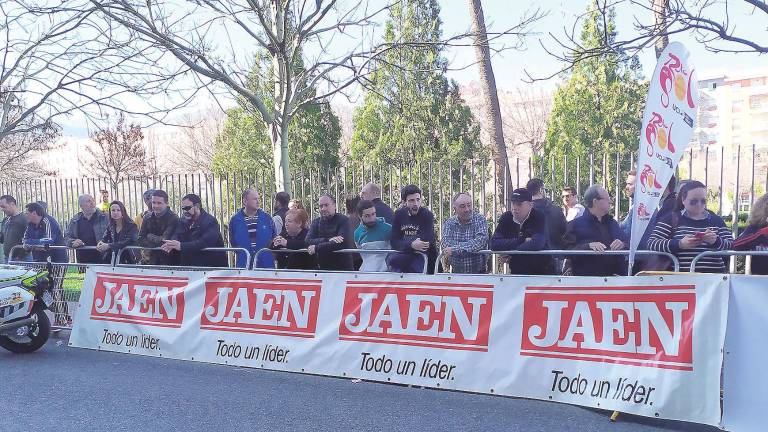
[647,180,734,272]
[733,193,768,275]
[96,200,139,264]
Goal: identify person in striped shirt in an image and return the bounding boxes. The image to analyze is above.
[647,180,733,273]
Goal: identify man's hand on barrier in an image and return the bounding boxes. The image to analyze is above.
[161,240,181,252]
[411,238,429,252]
[680,234,703,249]
[609,239,625,251]
[71,239,84,248]
[589,242,606,253]
[308,245,316,255]
[444,247,452,258]
[329,236,344,244]
[273,236,287,247]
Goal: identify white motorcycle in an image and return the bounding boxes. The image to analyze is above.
[0,256,54,354]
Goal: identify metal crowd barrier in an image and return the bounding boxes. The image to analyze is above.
[435,249,681,275]
[690,250,768,274]
[7,245,116,330]
[115,246,251,270]
[253,247,429,274]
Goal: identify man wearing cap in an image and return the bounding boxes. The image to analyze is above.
[490,188,552,275]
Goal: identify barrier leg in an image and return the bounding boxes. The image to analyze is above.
[609,411,620,422]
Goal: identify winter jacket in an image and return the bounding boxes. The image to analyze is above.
[229,208,276,269]
[138,209,180,265]
[1,212,28,261]
[101,221,139,264]
[355,218,392,272]
[533,197,567,249]
[23,216,68,263]
[733,225,768,275]
[491,208,552,275]
[372,198,395,224]
[271,228,316,270]
[171,211,227,267]
[65,210,109,248]
[65,210,109,263]
[305,213,355,270]
[562,211,629,276]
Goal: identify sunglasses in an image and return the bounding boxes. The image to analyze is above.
[687,198,706,205]
[181,205,193,211]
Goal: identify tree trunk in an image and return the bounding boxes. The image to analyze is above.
[653,0,669,58]
[467,0,512,208]
[270,118,291,193]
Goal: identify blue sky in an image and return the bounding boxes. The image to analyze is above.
[61,0,766,137]
[439,0,767,88]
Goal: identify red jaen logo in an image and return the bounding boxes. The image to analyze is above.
[339,281,493,351]
[91,272,188,328]
[201,276,321,338]
[521,285,695,370]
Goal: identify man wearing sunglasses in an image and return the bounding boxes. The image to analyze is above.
[160,193,227,267]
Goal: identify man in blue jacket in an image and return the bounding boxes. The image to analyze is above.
[562,185,629,276]
[161,194,227,267]
[229,188,276,269]
[22,202,68,263]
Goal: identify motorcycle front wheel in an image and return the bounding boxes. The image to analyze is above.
[0,306,51,353]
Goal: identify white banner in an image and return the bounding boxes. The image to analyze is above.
[71,269,727,426]
[722,275,768,432]
[630,42,700,266]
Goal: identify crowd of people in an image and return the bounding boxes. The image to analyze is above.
[1,173,767,276]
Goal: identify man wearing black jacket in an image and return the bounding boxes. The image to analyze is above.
[491,188,552,275]
[160,193,227,267]
[527,178,567,250]
[360,183,394,224]
[305,194,354,270]
[387,185,436,273]
[138,190,180,265]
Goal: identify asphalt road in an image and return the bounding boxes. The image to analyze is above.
[1,333,718,432]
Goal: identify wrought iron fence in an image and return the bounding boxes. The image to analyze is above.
[2,146,766,244]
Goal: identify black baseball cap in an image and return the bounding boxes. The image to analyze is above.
[510,188,533,203]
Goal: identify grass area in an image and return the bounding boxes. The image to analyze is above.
[61,267,86,296]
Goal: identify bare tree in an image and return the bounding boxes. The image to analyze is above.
[86,0,544,192]
[0,1,198,176]
[467,0,513,206]
[502,87,552,157]
[528,0,767,81]
[173,107,224,174]
[82,113,153,191]
[0,90,60,180]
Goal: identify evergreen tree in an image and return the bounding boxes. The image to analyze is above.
[349,0,481,165]
[542,1,647,192]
